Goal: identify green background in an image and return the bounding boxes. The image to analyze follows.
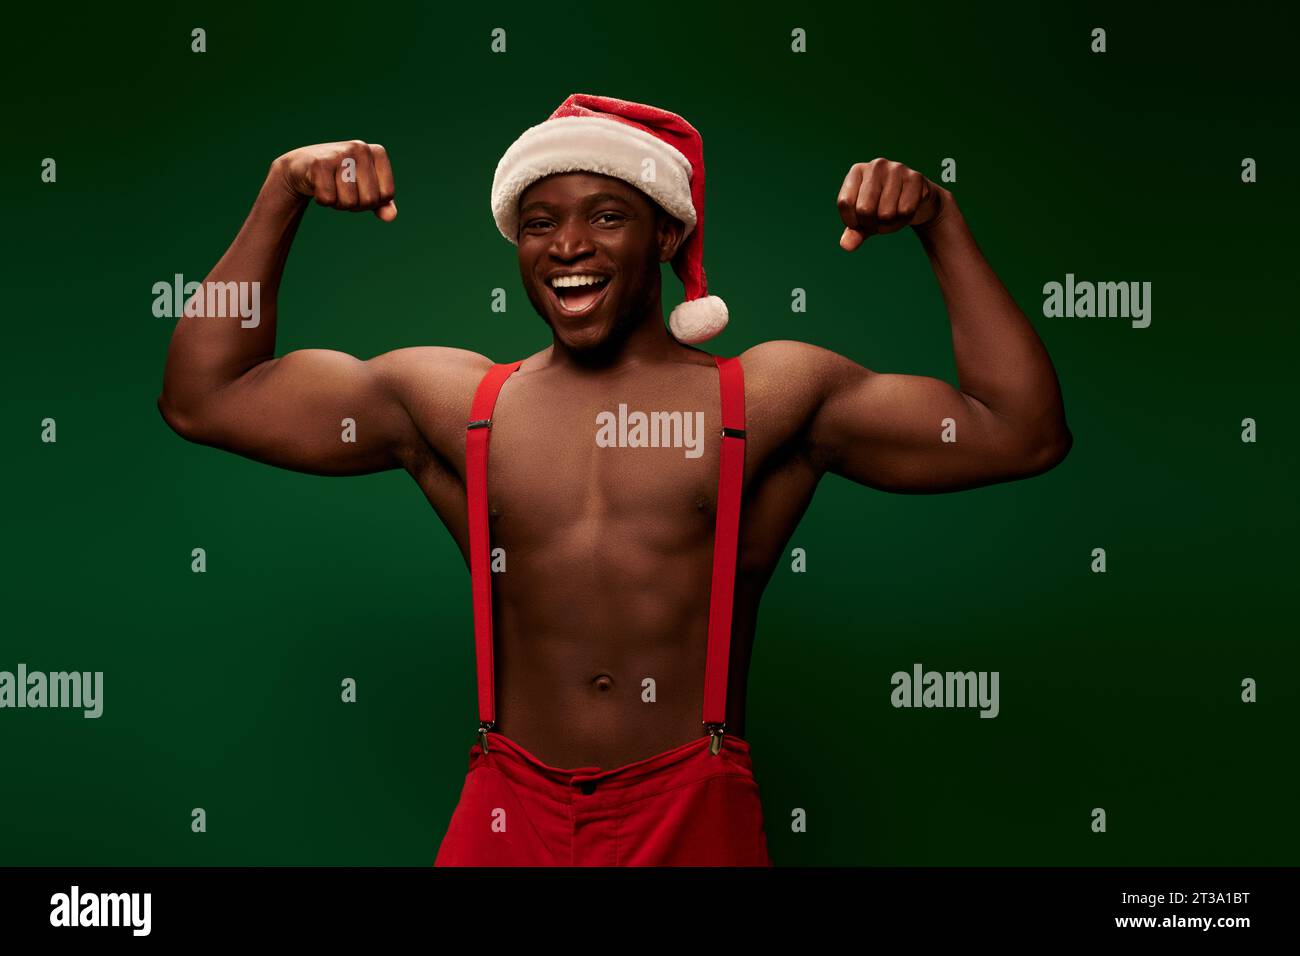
[2,1,1295,866]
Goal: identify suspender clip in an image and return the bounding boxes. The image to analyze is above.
[478,721,495,752]
[705,722,726,756]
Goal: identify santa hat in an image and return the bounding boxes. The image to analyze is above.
[490,93,728,345]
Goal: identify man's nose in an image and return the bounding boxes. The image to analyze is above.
[548,218,596,259]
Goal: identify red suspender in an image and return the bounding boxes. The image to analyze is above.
[464,355,746,756]
[466,361,522,749]
[704,354,746,753]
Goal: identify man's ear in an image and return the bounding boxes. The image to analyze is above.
[657,213,685,263]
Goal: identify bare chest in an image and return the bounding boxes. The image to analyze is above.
[482,372,729,551]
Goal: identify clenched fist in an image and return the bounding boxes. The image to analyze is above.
[273,141,397,221]
[836,159,944,250]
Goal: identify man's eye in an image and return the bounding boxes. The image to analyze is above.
[525,219,552,230]
[596,213,625,224]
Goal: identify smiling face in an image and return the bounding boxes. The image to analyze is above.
[516,172,684,352]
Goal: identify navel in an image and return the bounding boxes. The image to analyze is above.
[591,673,614,692]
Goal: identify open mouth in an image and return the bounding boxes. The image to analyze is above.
[546,274,612,318]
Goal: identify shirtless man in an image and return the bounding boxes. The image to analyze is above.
[158,94,1071,866]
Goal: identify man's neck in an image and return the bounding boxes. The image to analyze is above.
[542,292,692,375]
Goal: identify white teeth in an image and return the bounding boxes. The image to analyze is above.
[551,274,607,288]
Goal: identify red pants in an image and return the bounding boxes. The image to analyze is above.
[434,732,773,867]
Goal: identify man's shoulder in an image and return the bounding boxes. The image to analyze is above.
[736,338,839,369]
[372,345,494,376]
[367,346,495,399]
[734,339,851,402]
[724,340,857,448]
[365,348,521,465]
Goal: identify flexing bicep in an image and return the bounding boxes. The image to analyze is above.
[160,348,427,476]
[807,352,1053,493]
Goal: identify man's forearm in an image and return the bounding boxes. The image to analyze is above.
[914,192,1070,452]
[160,164,308,419]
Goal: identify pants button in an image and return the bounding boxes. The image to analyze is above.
[578,781,597,795]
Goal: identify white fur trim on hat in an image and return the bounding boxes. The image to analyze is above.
[668,295,729,345]
[492,116,698,244]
